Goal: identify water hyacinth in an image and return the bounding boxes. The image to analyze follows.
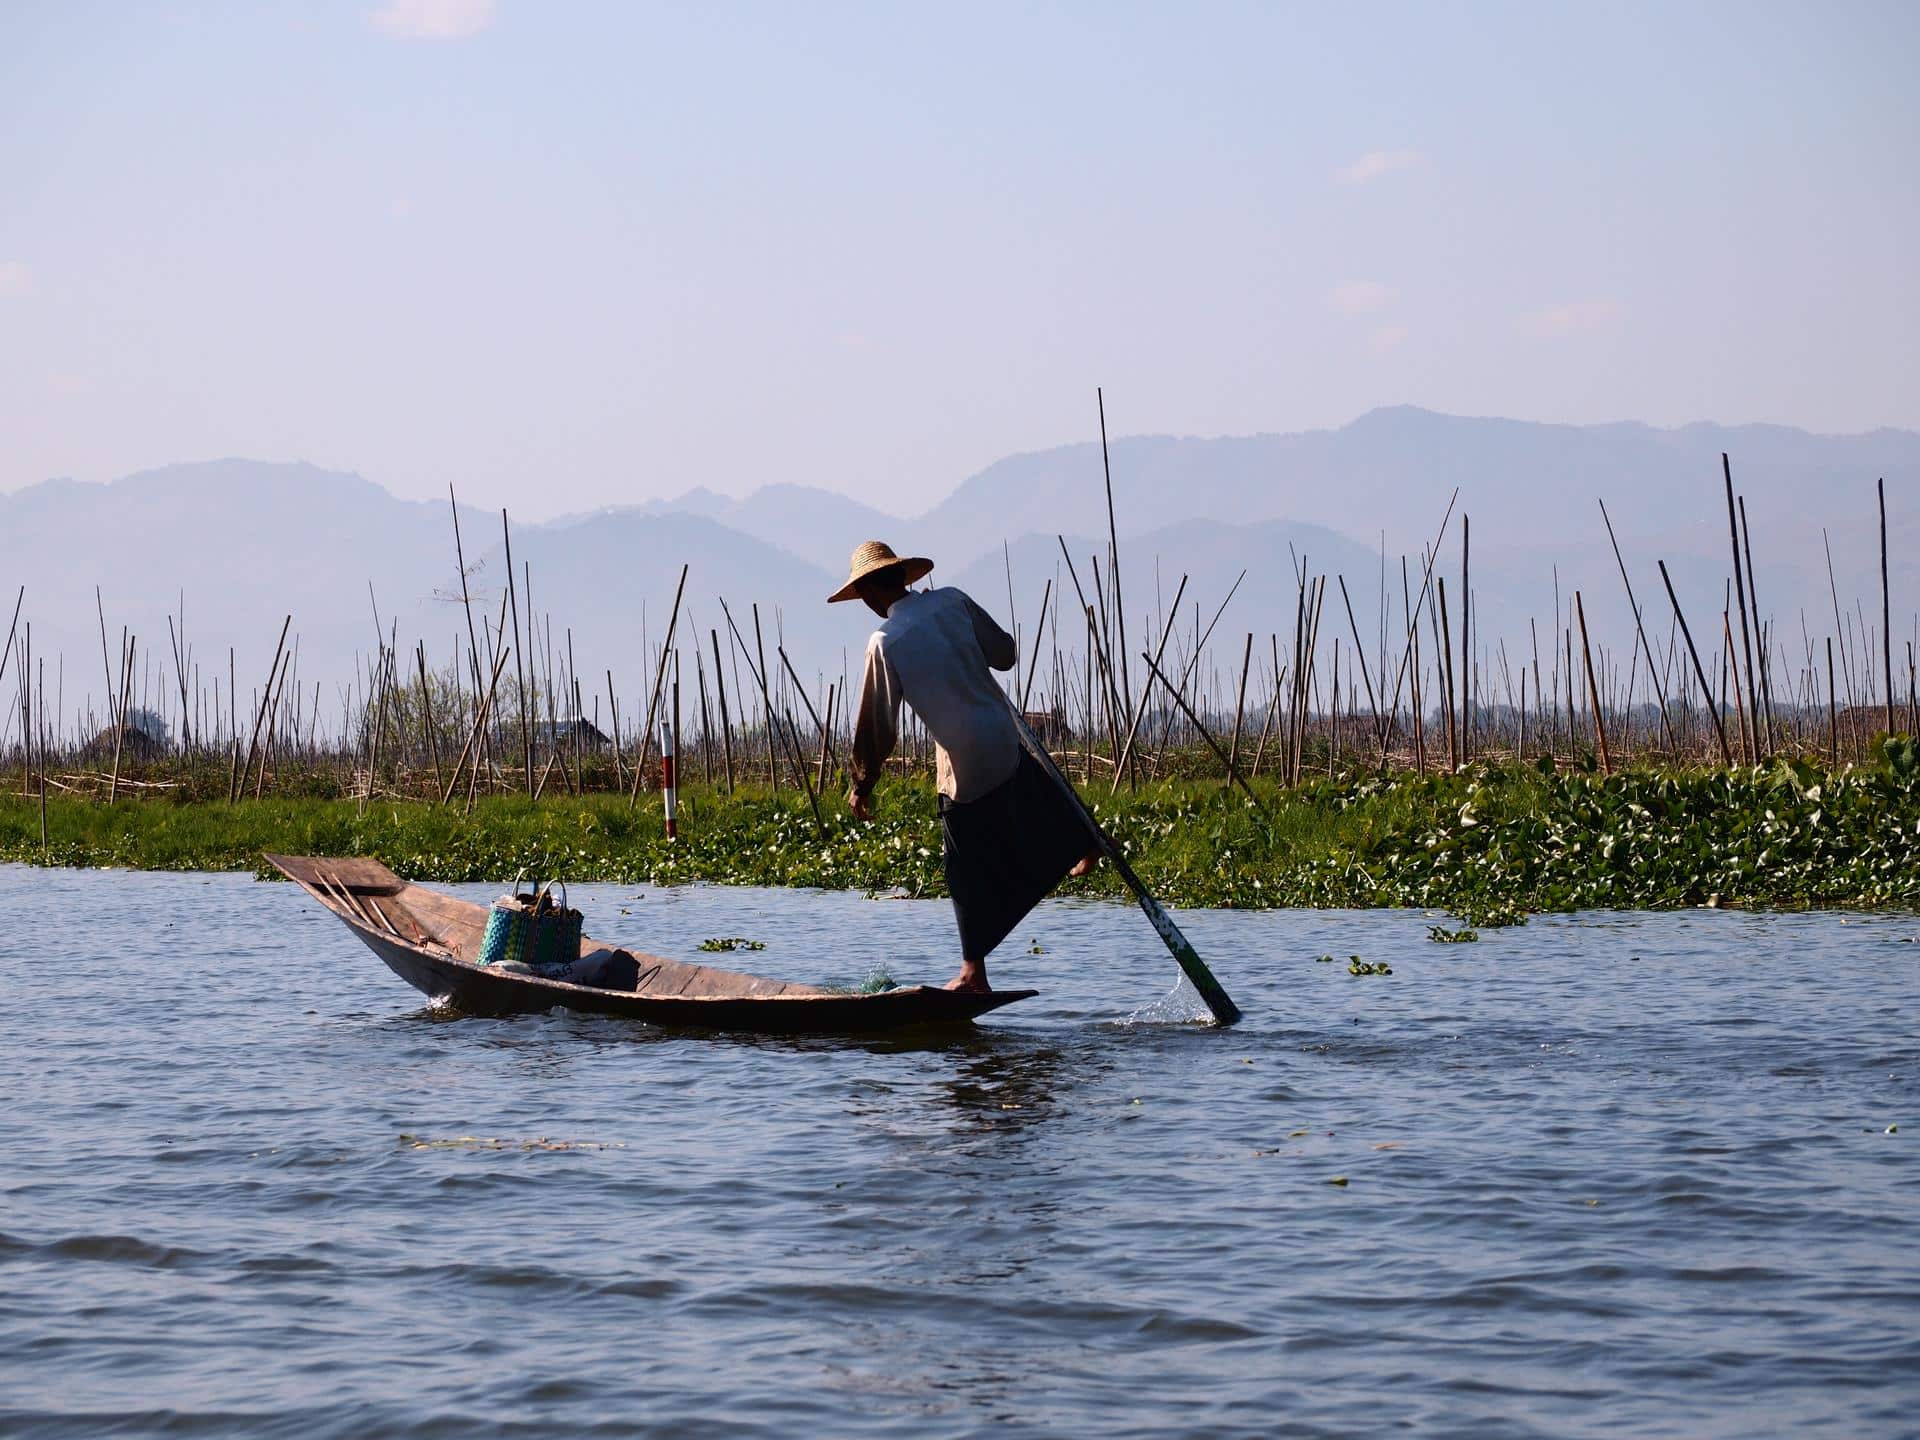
[4,752,1920,921]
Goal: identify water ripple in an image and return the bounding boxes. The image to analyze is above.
[0,867,1915,1437]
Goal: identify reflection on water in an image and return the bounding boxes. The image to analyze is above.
[1,865,1916,1438]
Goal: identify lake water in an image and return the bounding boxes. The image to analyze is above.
[1,865,1915,1437]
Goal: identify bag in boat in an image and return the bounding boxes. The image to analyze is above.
[479,874,584,973]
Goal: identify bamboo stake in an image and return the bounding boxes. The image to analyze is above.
[753,604,778,787]
[417,642,444,794]
[1658,560,1732,766]
[1336,574,1383,750]
[235,616,291,805]
[696,652,715,787]
[1460,515,1471,762]
[1018,579,1053,714]
[37,653,47,849]
[496,511,532,794]
[1737,496,1775,755]
[1881,477,1894,738]
[1110,574,1188,793]
[1827,636,1838,765]
[1598,498,1677,750]
[815,682,835,792]
[1438,576,1458,769]
[778,644,840,775]
[109,633,132,805]
[1575,591,1610,774]
[606,670,627,789]
[1723,610,1750,766]
[1141,650,1268,816]
[255,643,293,799]
[1097,388,1131,705]
[627,564,690,804]
[1723,455,1759,763]
[711,628,735,793]
[440,641,511,806]
[1226,630,1253,785]
[781,708,824,833]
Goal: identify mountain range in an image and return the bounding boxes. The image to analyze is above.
[2,408,1915,739]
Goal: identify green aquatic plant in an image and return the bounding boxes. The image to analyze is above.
[1348,956,1392,976]
[1427,926,1479,943]
[9,758,1920,918]
[696,937,767,952]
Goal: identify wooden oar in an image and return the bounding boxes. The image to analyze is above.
[1004,700,1243,1026]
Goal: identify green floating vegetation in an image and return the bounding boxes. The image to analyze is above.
[5,750,1920,918]
[696,936,767,953]
[1348,956,1393,976]
[1427,925,1479,943]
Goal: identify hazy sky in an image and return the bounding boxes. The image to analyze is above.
[2,1,1914,517]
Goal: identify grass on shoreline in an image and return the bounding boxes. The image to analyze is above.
[5,747,1920,922]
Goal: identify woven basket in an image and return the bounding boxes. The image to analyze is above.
[479,874,583,972]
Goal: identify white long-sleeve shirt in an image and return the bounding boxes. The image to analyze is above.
[850,587,1019,803]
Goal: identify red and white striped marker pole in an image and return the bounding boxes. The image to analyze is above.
[659,719,678,839]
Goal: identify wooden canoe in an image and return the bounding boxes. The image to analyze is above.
[266,854,1037,1033]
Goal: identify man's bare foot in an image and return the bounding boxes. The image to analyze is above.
[942,962,991,993]
[1069,849,1100,878]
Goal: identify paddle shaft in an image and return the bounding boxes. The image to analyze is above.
[1004,703,1242,1026]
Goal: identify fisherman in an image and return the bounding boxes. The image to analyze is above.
[832,540,1096,993]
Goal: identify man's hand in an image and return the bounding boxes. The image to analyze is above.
[847,786,873,821]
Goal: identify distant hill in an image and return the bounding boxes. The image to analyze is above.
[2,411,1914,740]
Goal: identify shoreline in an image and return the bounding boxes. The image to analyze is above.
[5,759,1918,922]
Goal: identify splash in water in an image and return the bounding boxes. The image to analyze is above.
[1122,973,1215,1026]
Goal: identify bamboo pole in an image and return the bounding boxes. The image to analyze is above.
[1097,387,1131,708]
[1598,498,1677,750]
[499,511,532,795]
[815,682,836,793]
[1723,456,1759,763]
[753,604,777,788]
[255,643,293,799]
[417,642,444,794]
[1226,630,1253,785]
[1336,575,1383,751]
[1460,515,1471,763]
[711,628,735,794]
[778,644,840,775]
[1438,576,1458,770]
[1827,636,1838,765]
[1657,560,1732,766]
[1881,477,1894,738]
[1110,574,1188,792]
[1723,610,1750,766]
[1140,651,1268,816]
[627,564,690,805]
[1018,579,1053,714]
[1575,591,1610,774]
[696,651,715,786]
[440,642,511,806]
[235,616,291,805]
[1738,496,1775,755]
[109,632,132,805]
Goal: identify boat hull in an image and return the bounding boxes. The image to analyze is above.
[270,854,1035,1034]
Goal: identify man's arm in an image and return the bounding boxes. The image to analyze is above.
[848,634,901,808]
[962,592,1017,673]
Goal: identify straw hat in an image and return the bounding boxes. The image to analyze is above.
[828,540,934,603]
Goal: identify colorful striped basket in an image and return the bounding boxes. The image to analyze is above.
[479,874,583,973]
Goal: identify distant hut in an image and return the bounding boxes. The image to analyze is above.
[514,716,612,751]
[81,707,169,762]
[1021,708,1068,748]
